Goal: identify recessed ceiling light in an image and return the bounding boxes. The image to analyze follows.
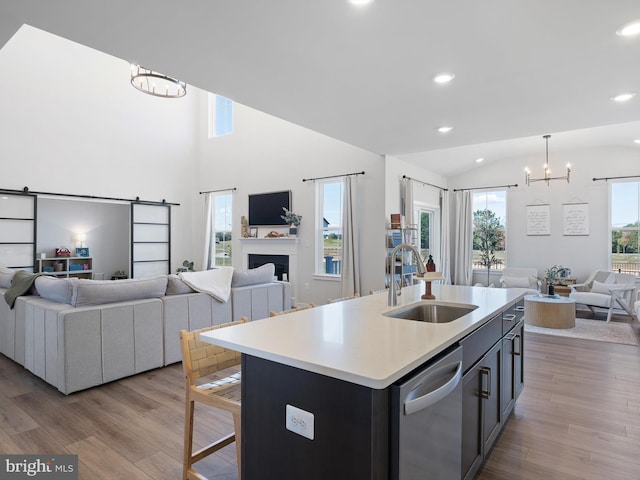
[348,0,374,5]
[611,92,636,102]
[0,196,8,200]
[616,20,640,37]
[433,73,455,84]
[475,158,484,163]
[437,126,453,133]
[634,139,640,144]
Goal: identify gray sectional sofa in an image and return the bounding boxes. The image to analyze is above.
[0,264,290,394]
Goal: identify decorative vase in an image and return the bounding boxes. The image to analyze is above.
[289,225,297,236]
[547,284,555,296]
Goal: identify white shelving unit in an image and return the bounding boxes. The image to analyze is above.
[385,225,418,288]
[38,256,93,279]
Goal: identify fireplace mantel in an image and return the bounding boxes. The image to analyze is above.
[239,237,299,246]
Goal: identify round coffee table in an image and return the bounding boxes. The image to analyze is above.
[524,294,576,329]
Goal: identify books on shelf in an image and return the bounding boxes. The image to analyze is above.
[390,213,402,229]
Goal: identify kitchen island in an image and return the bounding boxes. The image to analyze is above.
[201,283,526,480]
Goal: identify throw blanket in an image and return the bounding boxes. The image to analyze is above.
[179,267,234,303]
[4,271,41,309]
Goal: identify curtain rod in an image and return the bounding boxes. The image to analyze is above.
[593,175,640,182]
[302,171,365,182]
[199,187,238,194]
[0,186,179,206]
[402,175,448,191]
[453,183,518,192]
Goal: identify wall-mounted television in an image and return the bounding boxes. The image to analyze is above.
[248,190,291,227]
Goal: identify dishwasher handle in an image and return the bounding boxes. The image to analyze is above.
[404,361,463,415]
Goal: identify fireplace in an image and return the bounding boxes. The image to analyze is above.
[240,237,298,303]
[249,254,289,281]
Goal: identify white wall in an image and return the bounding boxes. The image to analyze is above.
[9,24,632,300]
[384,156,447,217]
[0,26,199,271]
[385,156,448,268]
[448,146,639,283]
[0,26,388,302]
[195,91,386,305]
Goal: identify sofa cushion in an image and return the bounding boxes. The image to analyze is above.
[71,276,168,307]
[591,280,612,295]
[501,276,531,288]
[166,274,195,295]
[231,263,275,287]
[0,267,15,288]
[35,276,76,304]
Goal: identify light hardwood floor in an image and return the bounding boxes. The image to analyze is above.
[0,319,638,479]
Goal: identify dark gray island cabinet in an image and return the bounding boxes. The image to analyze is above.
[200,285,526,480]
[461,299,525,480]
[241,354,391,479]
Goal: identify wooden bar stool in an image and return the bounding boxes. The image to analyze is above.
[179,318,246,480]
[328,294,360,303]
[269,304,315,316]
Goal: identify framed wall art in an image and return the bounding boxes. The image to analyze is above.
[563,203,589,236]
[526,204,550,236]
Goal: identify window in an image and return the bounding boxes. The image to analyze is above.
[414,206,438,266]
[316,180,344,275]
[611,182,639,275]
[208,93,233,138]
[472,190,506,271]
[209,193,233,267]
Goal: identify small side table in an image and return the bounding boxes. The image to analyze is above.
[547,277,576,297]
[525,294,576,329]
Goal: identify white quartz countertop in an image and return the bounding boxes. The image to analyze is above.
[200,284,525,389]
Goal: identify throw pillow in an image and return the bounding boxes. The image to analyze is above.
[231,263,276,287]
[71,275,168,307]
[0,266,15,289]
[166,274,196,295]
[501,276,531,288]
[35,276,76,304]
[591,280,612,295]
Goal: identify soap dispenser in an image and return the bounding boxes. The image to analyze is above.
[426,255,436,272]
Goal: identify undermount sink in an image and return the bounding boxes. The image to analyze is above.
[383,301,478,323]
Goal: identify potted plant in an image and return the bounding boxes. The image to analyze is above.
[281,208,302,236]
[177,260,195,273]
[545,264,570,294]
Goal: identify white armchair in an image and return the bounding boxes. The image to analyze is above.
[569,270,637,322]
[499,267,541,294]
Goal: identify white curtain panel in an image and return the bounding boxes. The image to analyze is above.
[341,176,361,296]
[400,177,414,228]
[453,190,473,286]
[440,189,451,284]
[202,193,214,270]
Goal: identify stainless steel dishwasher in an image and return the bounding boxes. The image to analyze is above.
[391,345,463,480]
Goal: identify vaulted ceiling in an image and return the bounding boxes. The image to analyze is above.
[2,1,640,176]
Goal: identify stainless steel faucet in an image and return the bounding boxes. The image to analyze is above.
[388,243,427,306]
